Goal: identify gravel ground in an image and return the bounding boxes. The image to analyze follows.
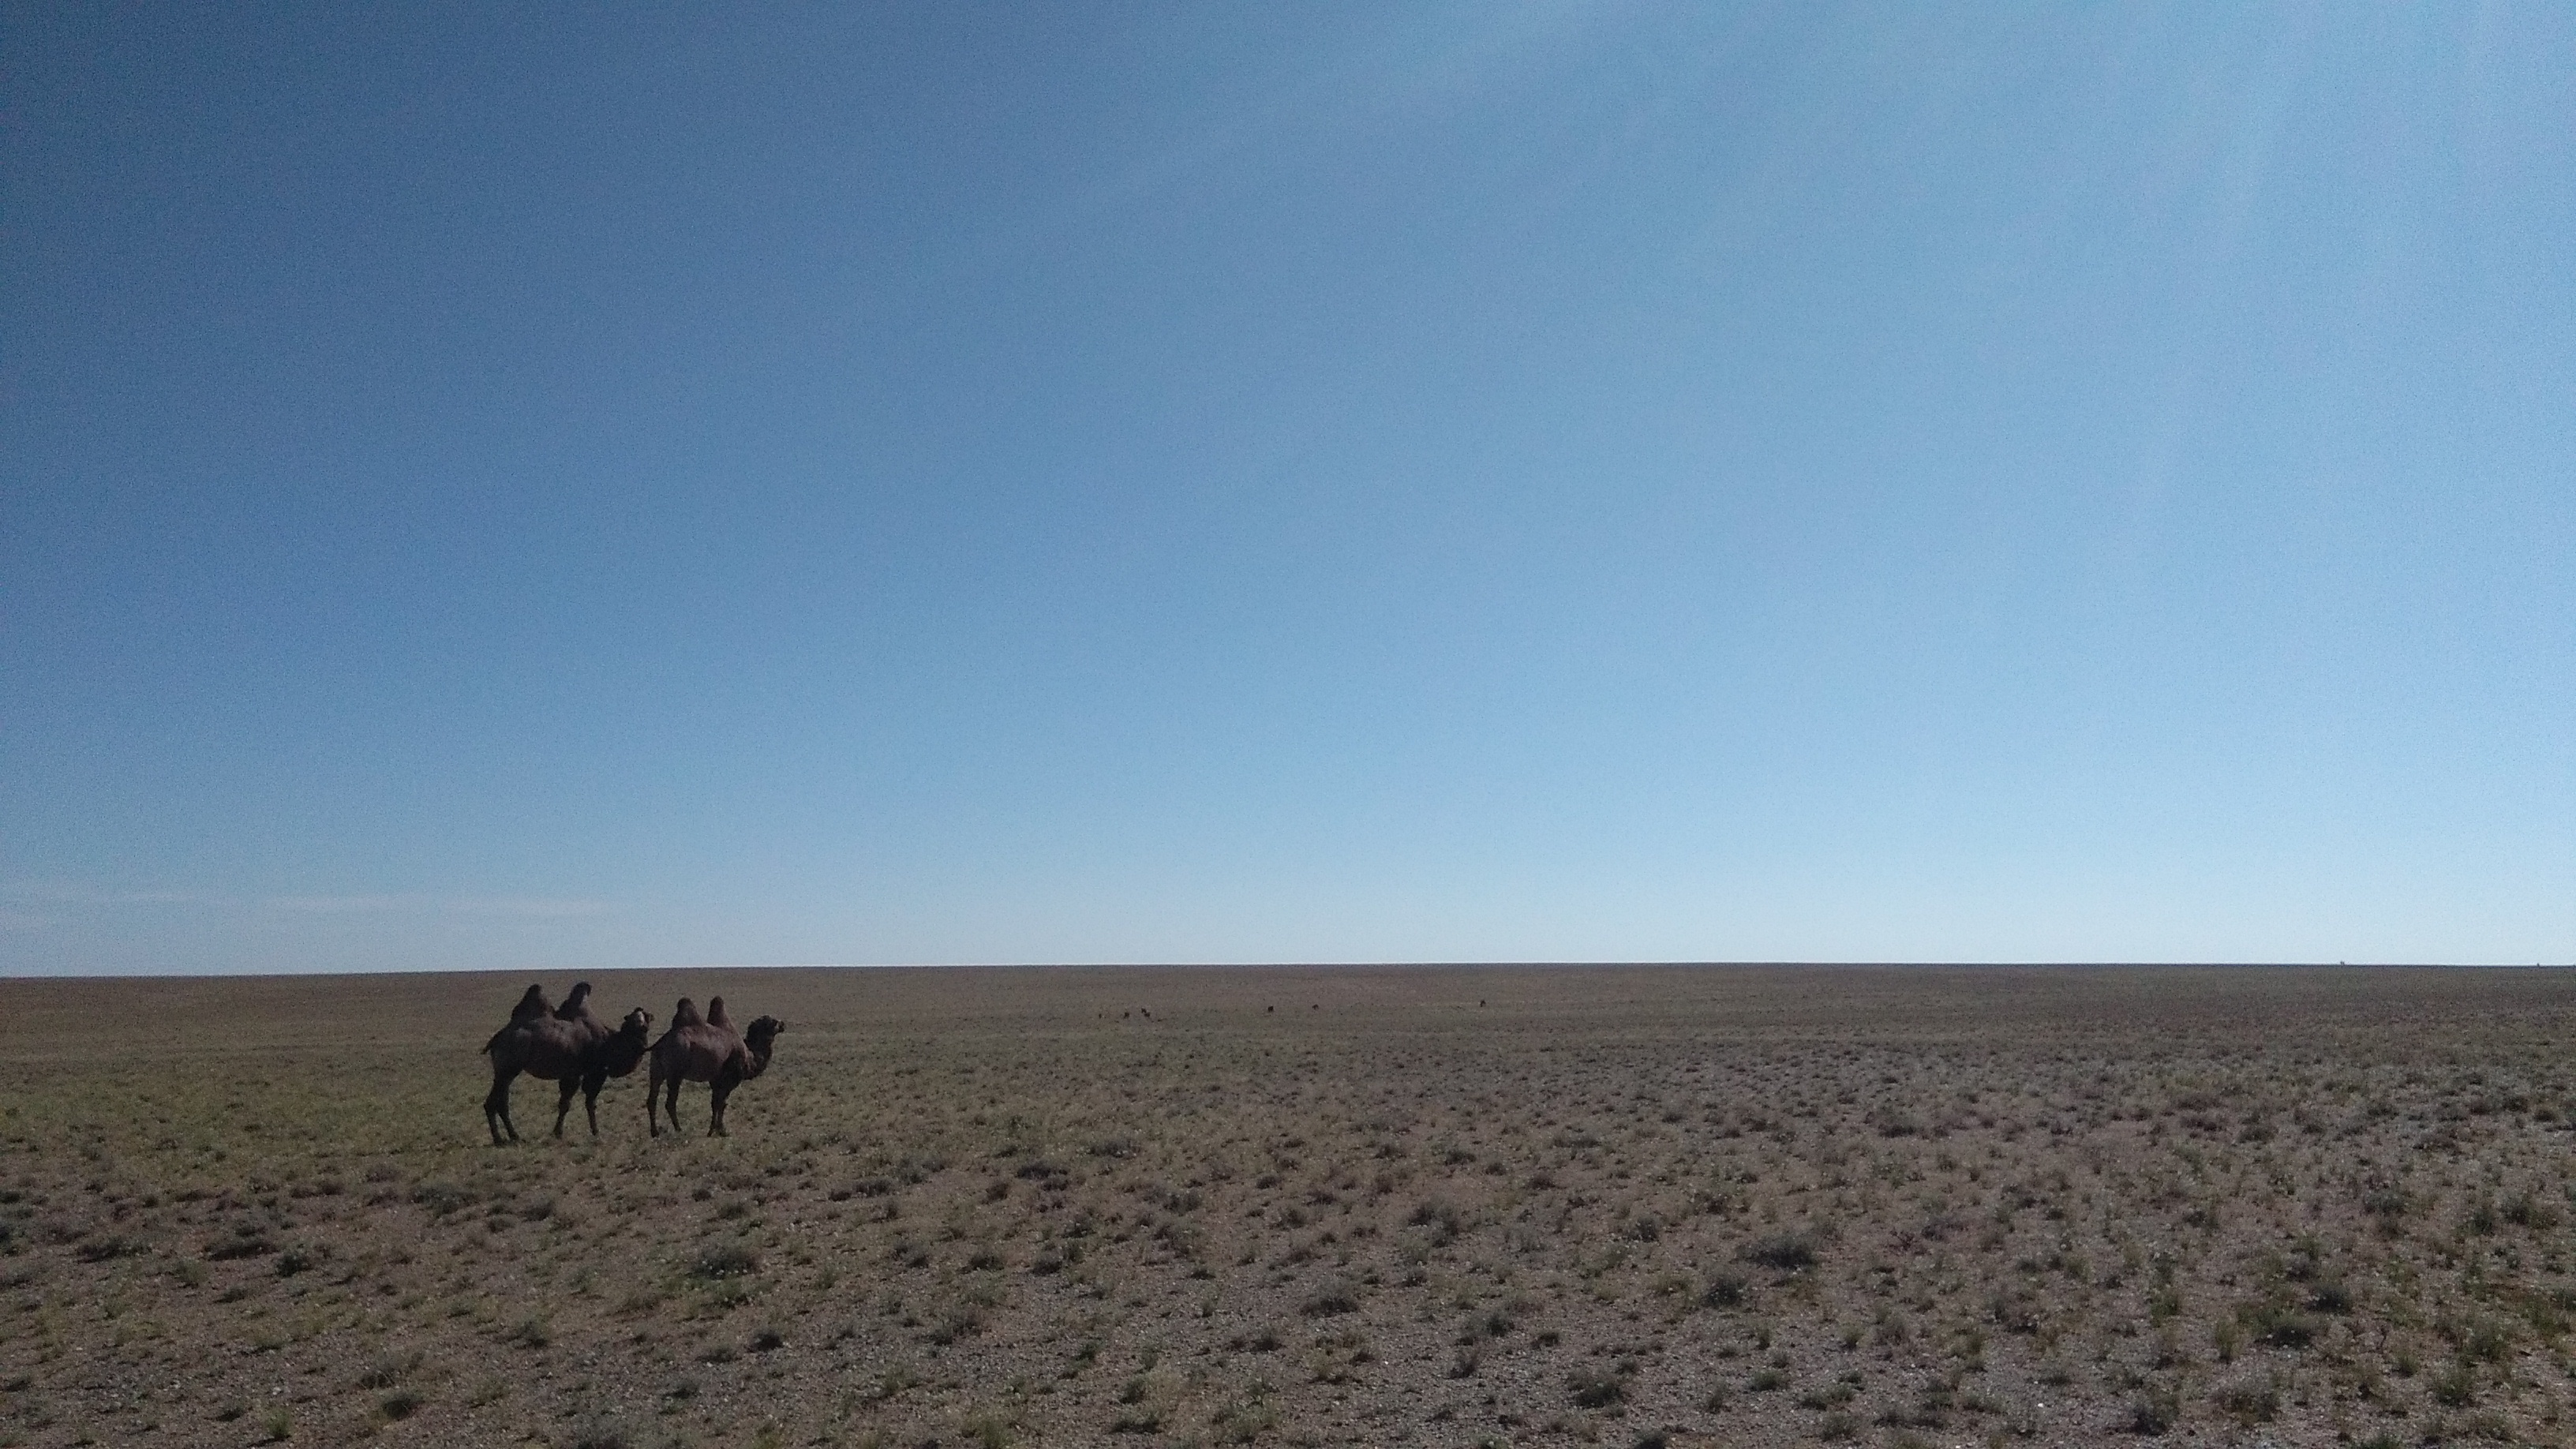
[4,964,2574,1447]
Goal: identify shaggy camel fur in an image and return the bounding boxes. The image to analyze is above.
[482,983,655,1144]
[647,995,784,1138]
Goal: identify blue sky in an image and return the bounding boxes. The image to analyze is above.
[5,3,2569,973]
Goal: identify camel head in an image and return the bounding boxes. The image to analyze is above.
[744,1015,784,1065]
[598,1007,653,1076]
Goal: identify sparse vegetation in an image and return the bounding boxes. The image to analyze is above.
[3,964,2574,1443]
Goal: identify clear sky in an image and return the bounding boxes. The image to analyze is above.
[4,3,2570,974]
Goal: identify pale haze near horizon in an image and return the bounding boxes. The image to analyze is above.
[4,4,2570,975]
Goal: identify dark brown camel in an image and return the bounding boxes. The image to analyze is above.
[646,995,784,1137]
[482,983,654,1144]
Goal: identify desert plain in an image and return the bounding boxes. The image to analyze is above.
[3,964,2574,1448]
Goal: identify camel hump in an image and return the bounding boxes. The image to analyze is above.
[706,996,732,1027]
[510,983,551,1024]
[671,997,704,1028]
[554,982,594,1020]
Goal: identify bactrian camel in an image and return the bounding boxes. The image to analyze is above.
[647,995,784,1138]
[481,982,654,1145]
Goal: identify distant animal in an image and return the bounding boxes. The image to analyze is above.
[481,983,654,1145]
[646,995,784,1138]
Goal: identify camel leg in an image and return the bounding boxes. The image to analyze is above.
[485,1064,521,1145]
[553,1077,580,1138]
[710,1077,734,1137]
[580,1069,606,1137]
[655,1074,683,1137]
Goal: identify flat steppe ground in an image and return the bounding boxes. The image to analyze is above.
[5,965,2576,1449]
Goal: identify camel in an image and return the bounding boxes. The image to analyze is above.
[646,995,784,1137]
[481,982,655,1144]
